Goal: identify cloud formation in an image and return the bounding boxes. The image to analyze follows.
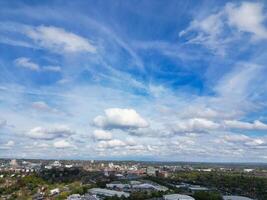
[26,126,74,140]
[25,25,96,54]
[93,108,149,129]
[53,140,72,148]
[174,118,220,133]
[15,57,61,72]
[226,2,267,39]
[15,57,40,71]
[180,2,267,54]
[93,129,112,140]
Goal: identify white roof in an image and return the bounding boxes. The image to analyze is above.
[164,194,195,200]
[223,195,253,200]
[89,188,130,197]
[132,183,168,191]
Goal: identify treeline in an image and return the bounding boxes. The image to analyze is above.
[173,171,267,200]
[38,167,108,184]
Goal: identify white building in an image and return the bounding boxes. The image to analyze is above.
[89,188,130,198]
[164,194,195,200]
[52,161,61,167]
[188,185,209,193]
[50,188,60,196]
[67,194,99,200]
[133,183,168,192]
[223,195,253,200]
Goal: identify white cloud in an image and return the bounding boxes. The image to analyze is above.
[93,108,149,129]
[5,140,15,147]
[14,57,40,71]
[173,118,220,133]
[215,63,262,98]
[14,57,61,73]
[25,25,96,53]
[98,139,126,149]
[223,134,250,143]
[97,138,137,149]
[26,125,74,140]
[224,120,267,130]
[0,140,15,150]
[93,129,112,140]
[38,143,50,148]
[179,2,267,54]
[53,140,72,148]
[223,134,266,147]
[31,101,60,114]
[226,2,267,39]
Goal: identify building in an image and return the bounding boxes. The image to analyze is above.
[67,194,99,200]
[106,183,131,190]
[164,194,195,200]
[88,188,130,198]
[10,159,19,168]
[50,188,60,196]
[132,183,168,192]
[51,161,61,167]
[188,185,209,193]
[223,196,253,200]
[146,166,157,176]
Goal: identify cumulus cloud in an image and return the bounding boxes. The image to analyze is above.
[14,57,40,71]
[97,139,126,149]
[97,138,137,149]
[25,25,96,53]
[224,120,267,130]
[173,118,220,133]
[5,140,15,147]
[223,134,266,147]
[93,129,112,140]
[53,140,72,148]
[0,140,15,150]
[93,108,149,129]
[26,125,74,140]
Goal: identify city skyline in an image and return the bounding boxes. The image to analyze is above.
[1,0,267,162]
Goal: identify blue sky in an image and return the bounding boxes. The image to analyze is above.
[1,0,267,162]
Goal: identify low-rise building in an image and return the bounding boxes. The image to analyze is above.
[164,194,195,200]
[133,183,168,192]
[67,194,99,200]
[223,195,253,200]
[50,188,60,196]
[89,188,130,198]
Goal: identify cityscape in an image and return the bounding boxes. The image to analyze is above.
[1,0,267,199]
[1,159,267,199]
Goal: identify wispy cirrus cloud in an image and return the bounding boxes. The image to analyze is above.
[179,2,267,55]
[0,22,96,55]
[14,57,61,72]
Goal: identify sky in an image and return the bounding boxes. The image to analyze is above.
[1,0,267,162]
